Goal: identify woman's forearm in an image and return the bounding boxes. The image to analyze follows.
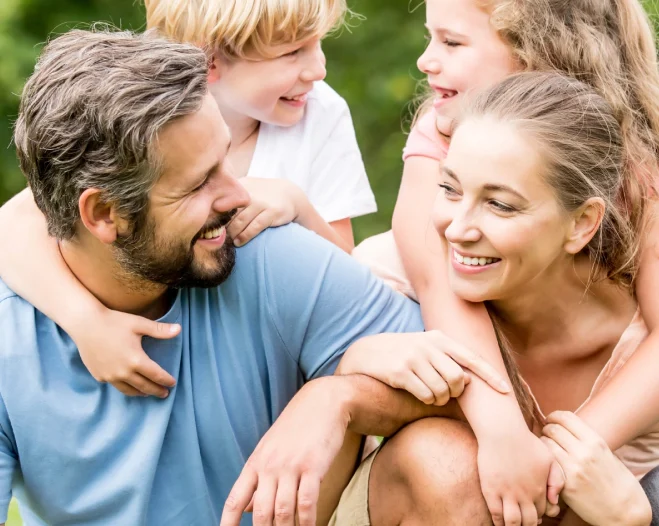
[0,189,104,331]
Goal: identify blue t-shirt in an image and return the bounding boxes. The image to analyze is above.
[0,225,422,525]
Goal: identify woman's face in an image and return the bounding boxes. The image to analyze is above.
[432,117,575,302]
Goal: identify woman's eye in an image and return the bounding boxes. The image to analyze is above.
[438,183,459,197]
[489,200,517,213]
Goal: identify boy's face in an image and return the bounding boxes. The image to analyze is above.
[209,37,327,127]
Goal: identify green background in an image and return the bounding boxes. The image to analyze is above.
[1,1,659,524]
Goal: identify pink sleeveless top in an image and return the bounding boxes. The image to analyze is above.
[402,111,449,162]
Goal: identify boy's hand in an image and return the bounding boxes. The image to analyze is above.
[228,178,307,246]
[477,427,554,526]
[75,308,179,398]
[337,330,510,405]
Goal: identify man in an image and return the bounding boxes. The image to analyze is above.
[0,28,474,525]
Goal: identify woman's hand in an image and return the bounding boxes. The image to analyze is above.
[228,178,308,247]
[336,330,510,405]
[73,307,179,397]
[477,425,557,526]
[542,411,651,526]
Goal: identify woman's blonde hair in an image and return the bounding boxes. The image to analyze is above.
[455,71,642,424]
[144,0,348,59]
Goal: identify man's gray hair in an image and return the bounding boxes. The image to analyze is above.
[14,28,209,239]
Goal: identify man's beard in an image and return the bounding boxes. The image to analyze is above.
[113,211,237,289]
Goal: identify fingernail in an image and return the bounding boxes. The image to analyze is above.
[170,324,180,334]
[500,381,511,393]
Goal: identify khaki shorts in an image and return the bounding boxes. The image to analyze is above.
[328,445,382,526]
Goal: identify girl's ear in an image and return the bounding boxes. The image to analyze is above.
[564,197,606,254]
[78,189,126,244]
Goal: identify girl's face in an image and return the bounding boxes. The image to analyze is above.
[210,37,327,127]
[432,117,576,303]
[418,0,518,135]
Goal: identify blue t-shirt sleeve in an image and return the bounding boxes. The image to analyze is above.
[0,394,16,525]
[262,225,423,380]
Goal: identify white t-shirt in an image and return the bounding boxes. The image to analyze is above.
[246,81,377,223]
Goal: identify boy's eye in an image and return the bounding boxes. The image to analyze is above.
[283,48,301,57]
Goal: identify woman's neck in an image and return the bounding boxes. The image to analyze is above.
[488,256,633,353]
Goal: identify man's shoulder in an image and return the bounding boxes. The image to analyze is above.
[0,280,42,360]
[0,279,34,319]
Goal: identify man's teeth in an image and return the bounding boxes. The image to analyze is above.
[201,225,225,240]
[454,252,497,266]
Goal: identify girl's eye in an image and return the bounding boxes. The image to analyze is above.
[438,183,459,197]
[489,200,517,213]
[443,40,460,48]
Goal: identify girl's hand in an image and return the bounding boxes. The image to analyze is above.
[73,308,180,398]
[336,330,510,405]
[478,427,555,526]
[542,411,651,526]
[228,178,307,247]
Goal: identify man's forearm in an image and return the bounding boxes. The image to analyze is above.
[339,374,460,437]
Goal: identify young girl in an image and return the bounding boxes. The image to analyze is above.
[350,0,659,523]
[0,0,376,396]
[336,71,654,526]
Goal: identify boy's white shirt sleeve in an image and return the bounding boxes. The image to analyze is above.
[250,82,377,223]
[303,82,377,222]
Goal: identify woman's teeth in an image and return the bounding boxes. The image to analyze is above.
[201,225,225,240]
[454,252,498,266]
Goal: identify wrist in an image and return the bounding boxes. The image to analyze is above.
[609,490,652,526]
[302,376,353,430]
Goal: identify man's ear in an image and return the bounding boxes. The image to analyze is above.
[208,53,223,84]
[564,197,606,254]
[78,189,126,244]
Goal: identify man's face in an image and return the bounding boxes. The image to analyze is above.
[113,93,250,288]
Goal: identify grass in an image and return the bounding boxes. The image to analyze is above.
[6,499,21,526]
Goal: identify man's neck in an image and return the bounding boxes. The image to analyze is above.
[59,237,171,320]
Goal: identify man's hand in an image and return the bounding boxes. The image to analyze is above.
[220,377,351,526]
[477,426,554,526]
[228,178,307,247]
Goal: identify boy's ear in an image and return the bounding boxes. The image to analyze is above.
[564,197,606,254]
[78,188,127,245]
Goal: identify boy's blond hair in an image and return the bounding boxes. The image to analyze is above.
[144,0,347,59]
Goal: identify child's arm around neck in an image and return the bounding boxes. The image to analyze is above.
[0,189,178,397]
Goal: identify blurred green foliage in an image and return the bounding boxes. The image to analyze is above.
[0,0,427,242]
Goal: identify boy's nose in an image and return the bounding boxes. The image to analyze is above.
[300,43,327,82]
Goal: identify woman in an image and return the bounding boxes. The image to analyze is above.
[335,72,656,525]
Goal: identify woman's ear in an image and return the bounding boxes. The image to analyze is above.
[78,189,126,244]
[564,197,606,254]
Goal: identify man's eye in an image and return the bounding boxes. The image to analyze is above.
[194,178,210,192]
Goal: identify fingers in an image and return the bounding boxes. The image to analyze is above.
[545,502,561,518]
[520,500,539,526]
[234,210,275,246]
[297,474,320,526]
[486,495,505,526]
[252,477,277,526]
[227,205,261,242]
[221,469,258,526]
[139,319,181,341]
[133,357,176,389]
[542,424,581,455]
[413,362,450,405]
[273,476,298,526]
[440,337,510,394]
[123,373,170,399]
[428,352,466,398]
[502,499,522,526]
[397,370,436,405]
[546,411,598,443]
[112,381,143,397]
[546,460,566,506]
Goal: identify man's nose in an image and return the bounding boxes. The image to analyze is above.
[213,175,250,214]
